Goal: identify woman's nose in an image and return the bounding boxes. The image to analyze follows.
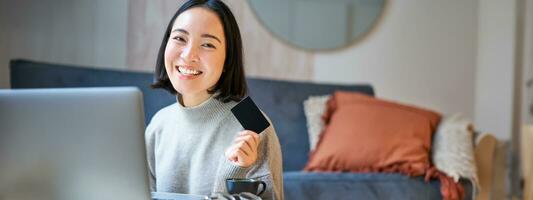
[180,44,199,63]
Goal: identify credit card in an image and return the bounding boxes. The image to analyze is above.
[230,96,270,134]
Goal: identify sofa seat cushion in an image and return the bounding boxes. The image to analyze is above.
[283,171,472,200]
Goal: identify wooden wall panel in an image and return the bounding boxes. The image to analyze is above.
[0,0,128,88]
[0,0,8,88]
[224,0,314,81]
[126,0,314,81]
[126,0,185,71]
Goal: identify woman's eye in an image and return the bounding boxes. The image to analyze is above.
[202,43,216,49]
[173,36,186,43]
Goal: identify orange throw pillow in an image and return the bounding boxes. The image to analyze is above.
[304,91,441,176]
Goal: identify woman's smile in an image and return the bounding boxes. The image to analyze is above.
[175,65,203,80]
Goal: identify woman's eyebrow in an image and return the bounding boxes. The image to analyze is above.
[171,28,221,44]
[201,34,222,44]
[172,28,189,34]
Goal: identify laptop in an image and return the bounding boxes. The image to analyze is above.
[0,87,205,200]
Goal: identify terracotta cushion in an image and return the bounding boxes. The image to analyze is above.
[304,91,441,176]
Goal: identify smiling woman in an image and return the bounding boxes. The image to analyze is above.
[146,0,284,199]
[163,7,227,107]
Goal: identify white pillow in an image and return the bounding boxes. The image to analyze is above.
[432,113,479,186]
[303,95,330,151]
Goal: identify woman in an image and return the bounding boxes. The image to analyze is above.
[145,0,284,199]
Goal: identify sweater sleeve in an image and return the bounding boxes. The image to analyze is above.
[145,121,157,192]
[212,124,284,200]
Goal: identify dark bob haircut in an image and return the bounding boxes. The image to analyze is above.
[151,0,247,103]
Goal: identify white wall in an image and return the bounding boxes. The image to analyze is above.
[0,0,128,89]
[475,0,517,140]
[314,1,478,120]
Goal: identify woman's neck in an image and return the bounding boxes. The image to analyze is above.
[179,92,213,107]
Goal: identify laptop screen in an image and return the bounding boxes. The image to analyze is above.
[0,87,151,200]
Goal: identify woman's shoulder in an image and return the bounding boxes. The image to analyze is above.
[147,102,179,127]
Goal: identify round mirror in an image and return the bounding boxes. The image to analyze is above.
[248,0,387,51]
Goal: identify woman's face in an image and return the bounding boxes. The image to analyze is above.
[164,7,226,100]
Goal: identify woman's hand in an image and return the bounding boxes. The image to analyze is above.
[225,130,260,168]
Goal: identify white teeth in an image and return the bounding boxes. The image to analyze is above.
[178,66,201,75]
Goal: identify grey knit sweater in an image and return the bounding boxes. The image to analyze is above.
[145,95,284,200]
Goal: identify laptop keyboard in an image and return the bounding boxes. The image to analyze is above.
[151,192,209,200]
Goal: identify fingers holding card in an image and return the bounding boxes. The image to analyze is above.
[227,97,270,167]
[225,130,260,167]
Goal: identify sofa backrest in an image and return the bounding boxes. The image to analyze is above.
[10,59,374,171]
[10,59,175,125]
[245,78,374,171]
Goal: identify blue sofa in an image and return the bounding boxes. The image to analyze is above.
[10,59,472,200]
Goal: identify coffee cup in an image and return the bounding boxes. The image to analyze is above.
[225,178,266,196]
